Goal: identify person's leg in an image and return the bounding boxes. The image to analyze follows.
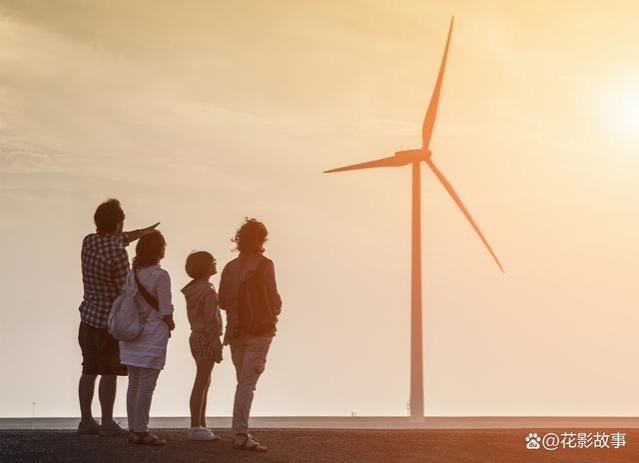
[230,339,246,382]
[126,366,140,432]
[98,375,117,424]
[230,338,246,433]
[189,358,214,428]
[78,322,99,429]
[133,368,160,433]
[231,336,272,435]
[201,375,212,428]
[78,374,97,424]
[95,327,127,427]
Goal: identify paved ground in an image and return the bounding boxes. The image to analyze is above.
[0,429,635,463]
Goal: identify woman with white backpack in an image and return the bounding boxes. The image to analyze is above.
[118,230,175,445]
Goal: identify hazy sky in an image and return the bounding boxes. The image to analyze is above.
[2,0,639,418]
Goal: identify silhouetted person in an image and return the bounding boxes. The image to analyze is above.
[219,218,282,452]
[120,230,175,445]
[77,199,158,436]
[182,251,223,440]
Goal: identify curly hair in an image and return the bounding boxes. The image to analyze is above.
[94,199,125,234]
[132,230,166,270]
[232,218,268,254]
[185,251,215,279]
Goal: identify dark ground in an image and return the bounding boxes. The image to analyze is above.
[0,428,635,463]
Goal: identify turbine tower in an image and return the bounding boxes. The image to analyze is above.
[324,16,504,418]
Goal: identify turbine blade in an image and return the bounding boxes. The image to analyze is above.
[425,158,504,272]
[324,156,407,173]
[422,16,454,149]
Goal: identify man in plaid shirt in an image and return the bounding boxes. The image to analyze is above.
[77,198,159,436]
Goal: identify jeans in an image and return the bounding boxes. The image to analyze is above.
[230,336,273,433]
[126,366,160,432]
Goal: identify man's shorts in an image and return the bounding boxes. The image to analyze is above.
[78,321,128,376]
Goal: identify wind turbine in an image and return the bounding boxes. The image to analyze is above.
[324,16,504,418]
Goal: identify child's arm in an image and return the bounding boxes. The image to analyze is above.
[206,293,223,336]
[205,289,223,362]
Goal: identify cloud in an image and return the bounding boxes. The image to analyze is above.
[0,128,72,173]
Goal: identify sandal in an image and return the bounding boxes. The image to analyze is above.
[132,432,166,446]
[233,433,268,452]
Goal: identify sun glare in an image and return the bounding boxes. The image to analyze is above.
[603,83,639,144]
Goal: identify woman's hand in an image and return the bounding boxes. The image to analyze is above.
[163,314,175,331]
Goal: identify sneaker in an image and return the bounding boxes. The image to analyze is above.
[99,420,129,436]
[77,420,100,435]
[204,428,221,441]
[188,426,218,441]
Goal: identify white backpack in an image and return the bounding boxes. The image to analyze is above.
[108,271,144,342]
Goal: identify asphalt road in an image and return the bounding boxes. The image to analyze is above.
[0,428,636,463]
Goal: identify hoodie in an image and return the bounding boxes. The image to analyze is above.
[181,279,223,339]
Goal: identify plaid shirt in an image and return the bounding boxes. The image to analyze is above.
[78,232,134,328]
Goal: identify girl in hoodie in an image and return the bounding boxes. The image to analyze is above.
[181,251,223,441]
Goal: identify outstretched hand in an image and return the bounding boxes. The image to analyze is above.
[141,222,160,235]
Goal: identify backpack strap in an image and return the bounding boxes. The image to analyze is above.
[254,258,268,278]
[134,269,160,311]
[239,256,268,282]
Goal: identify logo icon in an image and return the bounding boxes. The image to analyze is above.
[525,432,541,450]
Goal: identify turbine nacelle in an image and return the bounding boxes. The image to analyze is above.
[394,148,431,163]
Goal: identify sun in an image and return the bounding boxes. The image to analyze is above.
[602,83,639,143]
[612,94,639,132]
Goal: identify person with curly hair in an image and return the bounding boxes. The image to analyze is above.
[218,218,282,452]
